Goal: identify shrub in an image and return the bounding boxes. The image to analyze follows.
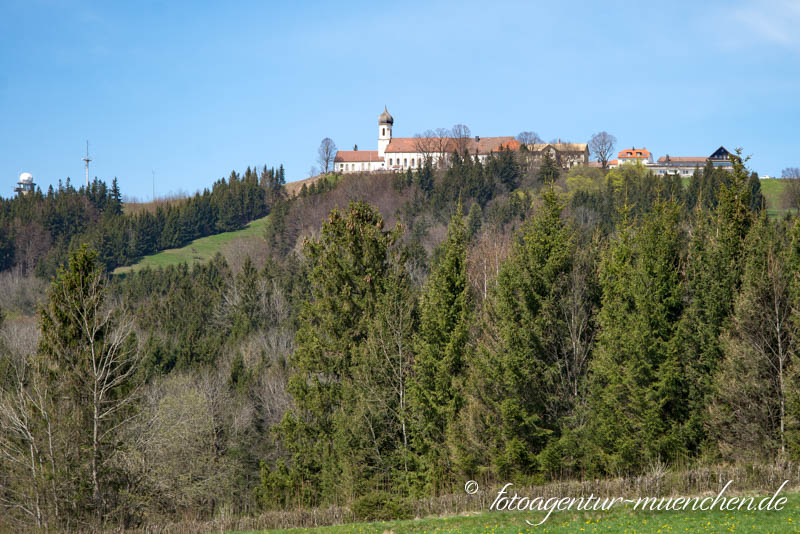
[351,491,413,522]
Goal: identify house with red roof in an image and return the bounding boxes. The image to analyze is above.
[608,147,654,168]
[602,145,734,176]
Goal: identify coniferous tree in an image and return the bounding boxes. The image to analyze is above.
[709,215,797,460]
[466,202,482,240]
[409,205,471,493]
[278,202,399,504]
[416,158,434,196]
[538,153,560,184]
[458,189,578,479]
[584,200,685,474]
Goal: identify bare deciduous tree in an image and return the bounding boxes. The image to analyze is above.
[413,131,438,162]
[51,270,142,518]
[355,267,415,478]
[516,131,543,146]
[451,123,472,155]
[119,373,234,519]
[433,127,451,167]
[316,138,337,174]
[782,168,800,209]
[709,242,796,460]
[589,131,617,169]
[556,247,597,419]
[0,320,54,530]
[466,229,511,301]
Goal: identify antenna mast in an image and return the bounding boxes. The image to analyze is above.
[82,140,92,188]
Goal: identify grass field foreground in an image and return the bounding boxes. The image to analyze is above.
[231,492,800,534]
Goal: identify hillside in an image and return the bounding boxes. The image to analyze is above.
[113,212,271,274]
[111,176,791,277]
[284,173,328,196]
[5,151,798,533]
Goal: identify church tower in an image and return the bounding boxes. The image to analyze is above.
[378,106,393,157]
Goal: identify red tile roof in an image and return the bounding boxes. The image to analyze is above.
[334,150,381,163]
[385,136,517,154]
[618,148,651,159]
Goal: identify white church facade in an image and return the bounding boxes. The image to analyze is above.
[334,107,523,174]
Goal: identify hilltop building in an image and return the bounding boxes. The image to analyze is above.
[334,107,528,174]
[334,107,726,177]
[649,146,733,176]
[602,146,734,176]
[14,172,35,195]
[526,142,589,169]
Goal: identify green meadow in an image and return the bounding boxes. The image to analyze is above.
[232,492,800,534]
[112,213,271,274]
[760,178,791,218]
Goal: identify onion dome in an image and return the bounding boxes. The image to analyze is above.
[378,106,394,125]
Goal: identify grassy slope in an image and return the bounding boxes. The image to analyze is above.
[234,492,800,533]
[112,213,271,274]
[760,178,789,218]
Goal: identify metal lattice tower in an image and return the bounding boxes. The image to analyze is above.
[82,140,91,188]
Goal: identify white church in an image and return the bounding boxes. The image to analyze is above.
[333,107,521,174]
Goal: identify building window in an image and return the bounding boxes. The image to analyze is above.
[382,128,385,136]
[411,158,415,167]
[389,158,393,165]
[404,158,407,167]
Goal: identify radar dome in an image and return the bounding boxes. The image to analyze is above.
[19,172,33,184]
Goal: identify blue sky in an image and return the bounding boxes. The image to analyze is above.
[1,0,799,199]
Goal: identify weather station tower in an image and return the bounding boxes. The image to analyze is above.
[14,172,36,196]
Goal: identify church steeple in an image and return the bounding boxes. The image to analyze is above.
[378,106,393,157]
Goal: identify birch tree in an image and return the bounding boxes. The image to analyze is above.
[38,245,141,523]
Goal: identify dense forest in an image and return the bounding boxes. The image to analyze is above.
[3,147,798,533]
[0,165,285,276]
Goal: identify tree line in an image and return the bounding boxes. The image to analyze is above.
[0,165,285,275]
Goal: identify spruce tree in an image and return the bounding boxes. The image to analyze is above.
[409,204,471,493]
[458,188,578,479]
[664,150,755,458]
[538,152,560,184]
[278,201,399,503]
[585,200,685,474]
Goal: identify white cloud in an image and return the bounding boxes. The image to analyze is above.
[729,0,800,51]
